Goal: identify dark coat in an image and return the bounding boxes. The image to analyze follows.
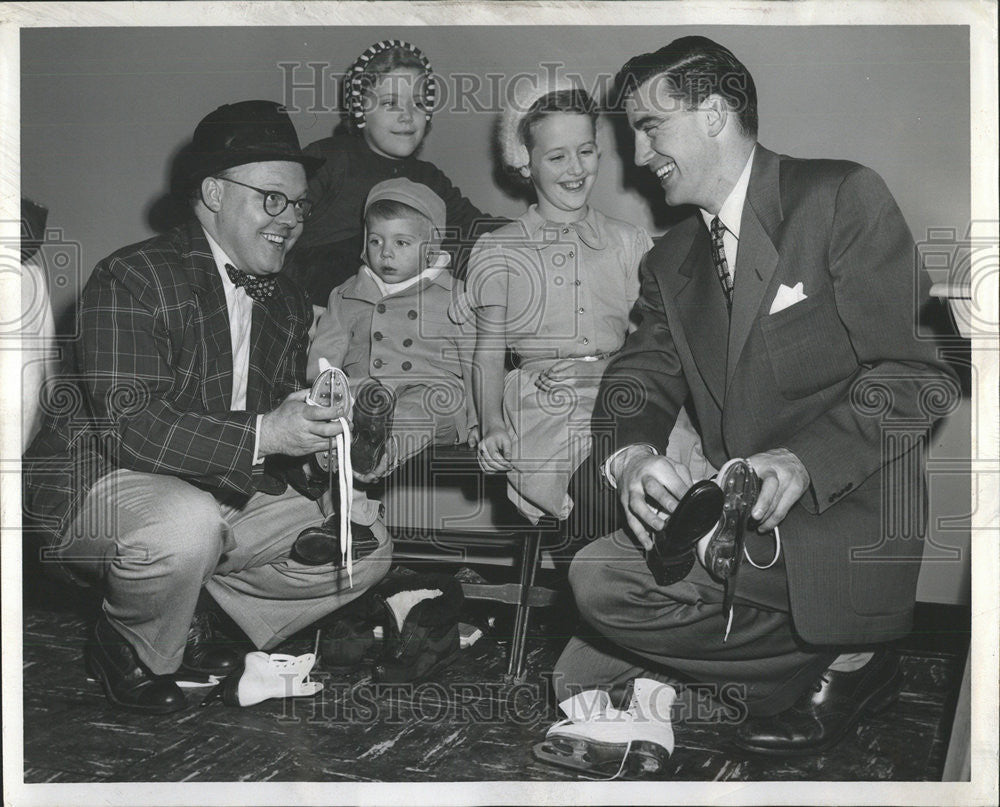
[593,146,959,645]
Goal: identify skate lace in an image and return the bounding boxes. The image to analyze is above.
[334,416,353,587]
[577,694,638,782]
[743,524,781,569]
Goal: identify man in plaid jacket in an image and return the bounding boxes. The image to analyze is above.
[23,101,392,713]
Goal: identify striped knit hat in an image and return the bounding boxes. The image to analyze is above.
[346,40,436,131]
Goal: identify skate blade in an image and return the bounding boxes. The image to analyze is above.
[532,737,669,778]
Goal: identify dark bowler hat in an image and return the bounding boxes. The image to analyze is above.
[181,100,324,191]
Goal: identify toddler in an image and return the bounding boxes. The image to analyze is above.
[309,178,475,481]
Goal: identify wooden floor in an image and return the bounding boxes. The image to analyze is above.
[20,572,968,784]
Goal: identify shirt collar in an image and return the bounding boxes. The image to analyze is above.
[202,228,240,293]
[520,204,607,250]
[700,144,757,238]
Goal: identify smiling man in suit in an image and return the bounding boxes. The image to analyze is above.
[24,101,391,713]
[552,37,958,756]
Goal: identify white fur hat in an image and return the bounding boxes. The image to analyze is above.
[498,73,583,174]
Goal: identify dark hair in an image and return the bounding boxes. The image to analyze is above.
[518,88,599,154]
[613,36,758,138]
[365,198,433,231]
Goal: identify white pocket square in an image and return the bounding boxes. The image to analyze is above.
[769,282,808,314]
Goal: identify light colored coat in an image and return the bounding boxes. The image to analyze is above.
[309,268,476,458]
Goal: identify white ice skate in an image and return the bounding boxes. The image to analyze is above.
[533,679,677,779]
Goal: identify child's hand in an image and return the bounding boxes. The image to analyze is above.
[477,427,514,472]
[534,359,581,392]
[466,425,481,449]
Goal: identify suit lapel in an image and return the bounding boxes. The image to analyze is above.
[668,224,729,408]
[182,221,234,413]
[726,147,783,390]
[247,289,298,413]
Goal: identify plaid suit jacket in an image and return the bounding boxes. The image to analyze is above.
[24,219,313,546]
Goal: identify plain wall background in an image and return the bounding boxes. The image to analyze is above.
[22,25,970,317]
[19,24,971,603]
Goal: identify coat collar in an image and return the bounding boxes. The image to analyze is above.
[664,219,729,407]
[177,219,234,414]
[726,145,782,388]
[518,204,607,250]
[654,145,786,404]
[341,264,456,304]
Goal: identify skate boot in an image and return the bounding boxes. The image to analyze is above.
[533,679,677,779]
[317,590,384,673]
[351,379,396,476]
[372,573,464,684]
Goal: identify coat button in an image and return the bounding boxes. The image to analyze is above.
[577,307,585,314]
[582,337,589,345]
[401,361,412,371]
[373,358,384,369]
[407,309,418,319]
[376,303,386,313]
[574,280,581,286]
[373,331,383,341]
[568,250,575,258]
[403,338,413,347]
[562,227,570,234]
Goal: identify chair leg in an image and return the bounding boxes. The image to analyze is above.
[505,529,543,683]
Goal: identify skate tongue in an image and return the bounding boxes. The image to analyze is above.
[548,679,676,755]
[557,688,613,723]
[386,588,444,631]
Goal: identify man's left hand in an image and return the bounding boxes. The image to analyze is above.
[747,448,810,532]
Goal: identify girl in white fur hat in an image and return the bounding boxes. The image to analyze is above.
[459,81,655,523]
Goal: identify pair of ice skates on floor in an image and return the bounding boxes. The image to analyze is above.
[320,572,465,683]
[202,571,465,707]
[536,458,779,777]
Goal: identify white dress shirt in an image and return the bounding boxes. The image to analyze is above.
[203,229,265,464]
[699,144,757,280]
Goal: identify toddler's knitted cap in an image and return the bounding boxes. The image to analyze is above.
[365,178,446,235]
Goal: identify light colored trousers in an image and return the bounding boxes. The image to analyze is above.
[56,469,392,675]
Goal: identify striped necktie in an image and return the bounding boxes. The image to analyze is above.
[710,217,734,313]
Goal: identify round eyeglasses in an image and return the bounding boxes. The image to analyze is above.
[213,176,314,221]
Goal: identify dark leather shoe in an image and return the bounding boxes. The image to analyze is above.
[316,590,383,672]
[646,479,724,586]
[181,598,242,677]
[292,518,381,567]
[734,648,902,756]
[85,616,186,714]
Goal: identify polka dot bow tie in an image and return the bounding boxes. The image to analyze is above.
[225,263,277,302]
